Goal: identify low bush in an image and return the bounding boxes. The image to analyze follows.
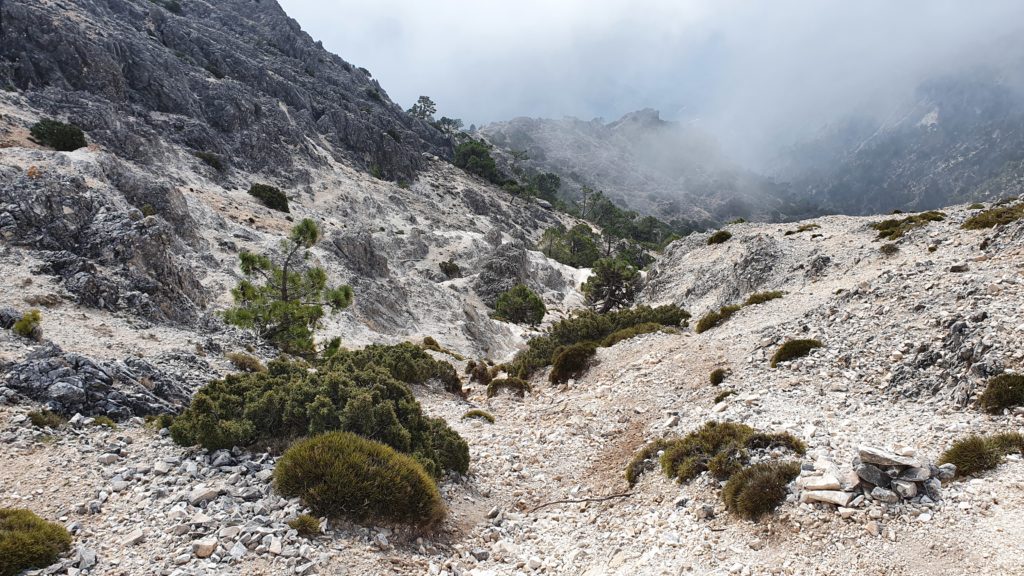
[486,377,531,398]
[494,285,546,325]
[744,291,784,306]
[12,309,42,341]
[784,223,820,236]
[27,410,65,429]
[549,342,597,384]
[601,322,663,347]
[226,351,265,373]
[871,210,945,240]
[170,345,468,478]
[0,509,72,576]
[288,514,320,537]
[466,360,493,387]
[879,243,899,255]
[509,305,689,378]
[659,422,805,483]
[968,203,985,210]
[707,230,732,245]
[770,339,822,367]
[722,461,801,520]
[462,409,495,423]
[977,374,1024,414]
[29,119,86,151]
[625,439,672,487]
[695,305,742,334]
[247,183,289,213]
[145,413,175,430]
[962,203,1024,230]
[194,151,224,171]
[274,432,445,526]
[439,260,460,279]
[91,416,117,430]
[713,390,734,403]
[938,435,1006,477]
[422,336,442,352]
[709,368,727,386]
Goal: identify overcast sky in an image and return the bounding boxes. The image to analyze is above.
[279,0,1024,160]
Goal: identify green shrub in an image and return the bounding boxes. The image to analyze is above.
[90,416,117,430]
[746,431,807,454]
[170,346,468,477]
[879,243,899,255]
[12,309,42,341]
[226,351,266,373]
[288,514,320,537]
[29,119,86,151]
[508,305,688,378]
[27,410,65,429]
[549,342,597,384]
[784,223,820,236]
[713,390,734,403]
[422,336,442,352]
[722,461,801,520]
[707,230,732,245]
[439,260,460,279]
[601,322,664,347]
[695,304,742,334]
[141,203,156,217]
[0,508,72,576]
[194,151,224,171]
[274,432,445,526]
[938,435,1006,477]
[486,377,531,398]
[454,140,502,184]
[247,183,289,213]
[744,291,784,306]
[968,203,985,210]
[977,374,1024,414]
[466,360,493,387]
[870,211,945,240]
[987,432,1024,456]
[709,368,727,386]
[962,203,1024,230]
[462,409,494,423]
[770,339,822,367]
[494,285,546,325]
[707,441,749,480]
[625,439,672,487]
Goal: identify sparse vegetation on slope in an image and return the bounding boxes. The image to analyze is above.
[508,305,689,379]
[601,322,665,347]
[784,223,820,236]
[274,432,445,526]
[462,409,495,423]
[549,342,598,384]
[722,461,801,521]
[288,514,320,537]
[226,351,265,373]
[744,291,784,306]
[962,203,1024,230]
[12,309,42,341]
[709,368,727,386]
[486,377,531,398]
[870,210,945,240]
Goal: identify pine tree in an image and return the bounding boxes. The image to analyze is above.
[223,219,353,355]
[582,258,640,312]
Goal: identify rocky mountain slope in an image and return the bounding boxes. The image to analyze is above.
[782,66,1024,215]
[4,201,1024,575]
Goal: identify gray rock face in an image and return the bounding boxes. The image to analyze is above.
[0,0,451,183]
[1,344,205,418]
[473,241,529,307]
[0,168,206,323]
